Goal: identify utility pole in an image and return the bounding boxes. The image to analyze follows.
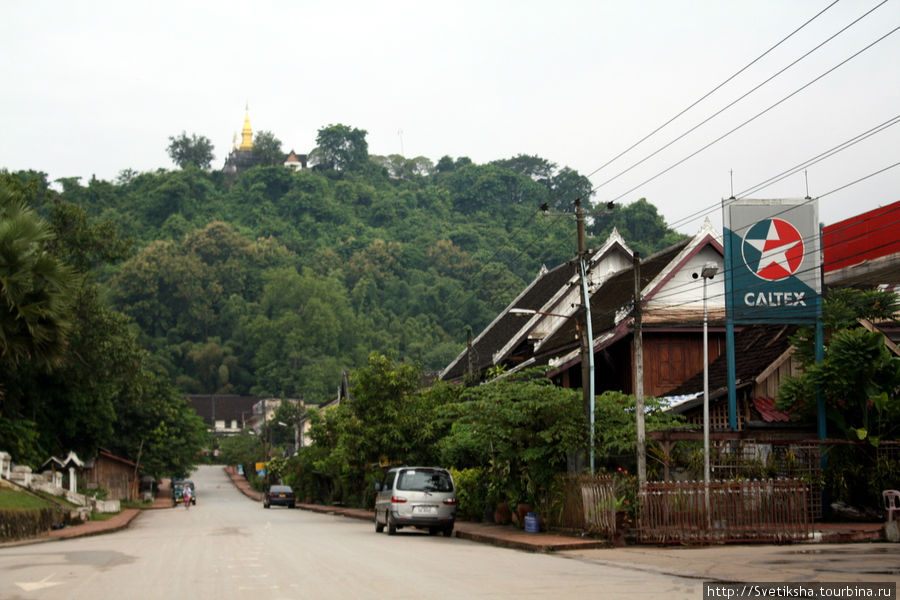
[542,199,611,475]
[575,200,596,475]
[633,252,646,486]
[466,327,475,384]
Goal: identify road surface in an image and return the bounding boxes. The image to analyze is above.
[0,465,894,599]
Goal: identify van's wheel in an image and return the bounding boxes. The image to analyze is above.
[443,525,454,537]
[375,511,385,533]
[387,514,397,536]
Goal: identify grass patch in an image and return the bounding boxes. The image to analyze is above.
[90,511,117,521]
[0,488,55,511]
[32,490,79,509]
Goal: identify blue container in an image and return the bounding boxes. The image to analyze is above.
[524,512,540,533]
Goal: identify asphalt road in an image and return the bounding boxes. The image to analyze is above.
[0,465,895,599]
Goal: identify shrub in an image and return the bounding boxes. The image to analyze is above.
[448,467,488,521]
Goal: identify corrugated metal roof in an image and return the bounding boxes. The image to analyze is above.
[753,397,792,423]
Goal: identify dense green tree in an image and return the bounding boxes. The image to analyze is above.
[309,124,369,172]
[776,288,900,510]
[593,197,686,255]
[251,130,285,167]
[166,131,215,170]
[491,154,555,182]
[777,288,900,443]
[14,131,687,420]
[0,177,208,472]
[0,184,77,368]
[372,154,434,180]
[218,432,263,469]
[437,368,584,504]
[547,166,594,210]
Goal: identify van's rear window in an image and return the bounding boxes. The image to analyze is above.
[397,470,453,492]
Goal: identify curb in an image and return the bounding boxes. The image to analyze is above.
[293,502,606,553]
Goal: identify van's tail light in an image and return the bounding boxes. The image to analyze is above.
[443,498,457,506]
[391,496,407,503]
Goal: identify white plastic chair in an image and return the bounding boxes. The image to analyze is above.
[884,490,900,522]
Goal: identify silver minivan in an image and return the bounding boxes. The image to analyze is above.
[374,467,456,536]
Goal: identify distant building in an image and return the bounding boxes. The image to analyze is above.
[223,109,258,176]
[222,108,309,176]
[284,150,308,171]
[186,394,259,436]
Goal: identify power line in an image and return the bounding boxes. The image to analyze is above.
[736,115,900,198]
[600,24,900,207]
[662,113,900,232]
[592,1,889,196]
[582,0,842,184]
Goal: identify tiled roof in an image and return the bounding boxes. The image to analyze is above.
[440,260,579,381]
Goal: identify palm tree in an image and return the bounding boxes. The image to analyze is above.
[0,184,77,368]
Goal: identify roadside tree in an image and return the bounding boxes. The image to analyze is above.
[166,131,215,169]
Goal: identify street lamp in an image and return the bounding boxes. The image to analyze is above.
[510,306,596,475]
[693,262,718,489]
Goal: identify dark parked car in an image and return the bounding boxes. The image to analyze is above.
[264,485,296,508]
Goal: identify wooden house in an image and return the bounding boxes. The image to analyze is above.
[82,450,140,502]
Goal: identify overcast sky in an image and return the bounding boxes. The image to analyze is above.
[2,1,898,233]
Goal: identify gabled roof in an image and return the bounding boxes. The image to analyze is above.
[439,260,576,381]
[440,230,634,382]
[187,395,260,425]
[534,219,723,371]
[41,450,84,471]
[537,239,692,353]
[88,449,140,469]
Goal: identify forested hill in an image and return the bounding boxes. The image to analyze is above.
[6,128,686,404]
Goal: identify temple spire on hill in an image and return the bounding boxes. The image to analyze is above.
[222,105,308,176]
[239,104,254,151]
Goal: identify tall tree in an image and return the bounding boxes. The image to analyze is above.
[310,124,369,171]
[491,154,556,182]
[252,130,284,167]
[0,184,77,368]
[166,131,215,169]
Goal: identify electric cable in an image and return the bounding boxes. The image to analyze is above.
[600,24,900,206]
[592,1,889,195]
[582,0,842,183]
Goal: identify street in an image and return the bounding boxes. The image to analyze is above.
[0,465,895,599]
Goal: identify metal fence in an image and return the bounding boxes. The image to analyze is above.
[638,478,812,544]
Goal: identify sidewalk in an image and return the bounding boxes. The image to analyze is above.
[296,502,607,552]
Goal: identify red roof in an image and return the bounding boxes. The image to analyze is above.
[822,200,900,273]
[753,397,792,423]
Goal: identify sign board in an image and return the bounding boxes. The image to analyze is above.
[723,198,821,324]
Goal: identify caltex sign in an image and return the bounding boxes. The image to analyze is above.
[724,199,821,323]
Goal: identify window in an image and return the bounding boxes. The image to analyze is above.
[397,469,453,493]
